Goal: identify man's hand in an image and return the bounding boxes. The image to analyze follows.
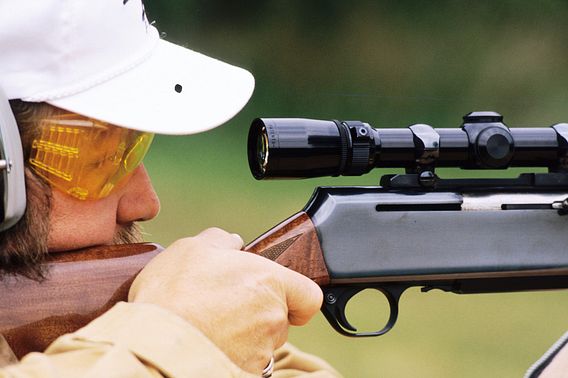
[128,228,323,374]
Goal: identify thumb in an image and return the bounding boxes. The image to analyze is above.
[281,268,323,326]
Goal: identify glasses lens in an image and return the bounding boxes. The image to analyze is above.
[30,113,154,200]
[124,133,154,173]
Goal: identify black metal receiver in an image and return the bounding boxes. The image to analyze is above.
[248,111,568,337]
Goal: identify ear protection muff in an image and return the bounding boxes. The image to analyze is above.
[0,87,26,231]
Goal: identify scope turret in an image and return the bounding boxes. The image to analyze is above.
[248,112,568,179]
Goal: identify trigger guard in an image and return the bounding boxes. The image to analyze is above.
[321,285,407,337]
[322,286,363,332]
[373,287,400,336]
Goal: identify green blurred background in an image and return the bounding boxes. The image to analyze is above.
[143,1,568,377]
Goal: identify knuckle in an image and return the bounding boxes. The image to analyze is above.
[231,232,244,244]
[167,236,207,257]
[266,308,289,337]
[170,236,198,249]
[203,227,227,236]
[196,227,242,248]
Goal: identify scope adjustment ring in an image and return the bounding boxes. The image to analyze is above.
[462,111,514,169]
[342,121,375,176]
[463,111,503,124]
[476,127,514,168]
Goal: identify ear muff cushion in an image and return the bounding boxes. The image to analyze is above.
[0,88,26,231]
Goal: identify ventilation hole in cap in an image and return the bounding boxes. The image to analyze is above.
[174,84,183,93]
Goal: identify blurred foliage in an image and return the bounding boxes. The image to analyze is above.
[142,1,568,377]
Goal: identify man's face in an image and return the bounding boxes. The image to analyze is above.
[47,164,160,252]
[1,102,161,278]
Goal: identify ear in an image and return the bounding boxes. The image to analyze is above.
[0,87,26,231]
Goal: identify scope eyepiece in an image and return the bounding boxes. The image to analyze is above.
[248,118,377,179]
[247,112,568,180]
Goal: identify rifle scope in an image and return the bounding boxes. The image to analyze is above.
[248,111,568,179]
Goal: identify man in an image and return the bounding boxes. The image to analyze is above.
[0,0,340,377]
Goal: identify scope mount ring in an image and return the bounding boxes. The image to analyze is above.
[409,124,440,172]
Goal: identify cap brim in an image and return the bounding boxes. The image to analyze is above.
[47,40,255,135]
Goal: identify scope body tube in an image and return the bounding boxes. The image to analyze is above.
[248,112,568,179]
[374,127,559,168]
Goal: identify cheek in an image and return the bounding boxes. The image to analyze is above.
[47,191,120,252]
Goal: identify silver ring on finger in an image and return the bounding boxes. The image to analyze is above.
[261,356,274,378]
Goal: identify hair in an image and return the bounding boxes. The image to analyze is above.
[0,101,56,279]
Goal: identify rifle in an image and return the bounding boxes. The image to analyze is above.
[2,111,568,357]
[244,111,568,337]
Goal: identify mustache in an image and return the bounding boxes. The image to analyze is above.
[113,223,144,245]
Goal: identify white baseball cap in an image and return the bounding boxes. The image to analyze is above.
[0,0,255,135]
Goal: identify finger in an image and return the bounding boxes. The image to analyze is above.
[273,324,289,350]
[247,351,276,376]
[280,268,324,326]
[197,227,244,249]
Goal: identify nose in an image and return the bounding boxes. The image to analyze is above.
[116,164,160,224]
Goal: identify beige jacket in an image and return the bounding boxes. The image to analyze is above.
[0,302,341,377]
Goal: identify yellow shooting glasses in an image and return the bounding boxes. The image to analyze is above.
[29,113,154,200]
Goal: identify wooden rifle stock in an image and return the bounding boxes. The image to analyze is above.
[244,211,330,286]
[0,243,162,359]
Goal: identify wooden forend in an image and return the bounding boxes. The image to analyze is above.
[245,212,330,286]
